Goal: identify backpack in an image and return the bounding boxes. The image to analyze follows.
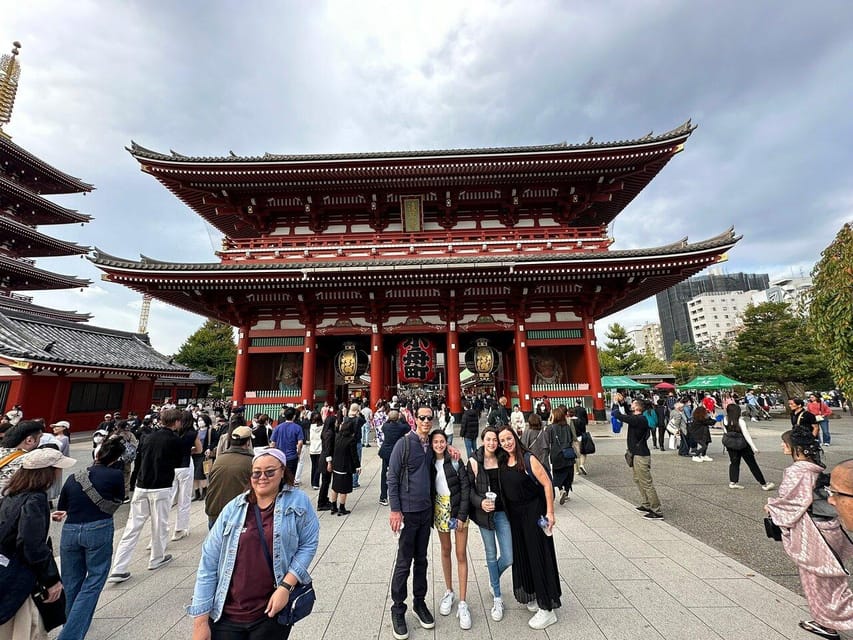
[523,450,552,486]
[643,408,658,428]
[121,438,137,463]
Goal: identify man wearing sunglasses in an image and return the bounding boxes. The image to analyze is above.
[387,408,460,639]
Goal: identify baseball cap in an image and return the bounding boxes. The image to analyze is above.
[51,420,71,430]
[253,448,286,467]
[231,426,252,440]
[22,448,76,470]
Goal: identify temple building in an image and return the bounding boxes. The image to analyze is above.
[0,42,194,423]
[93,120,739,419]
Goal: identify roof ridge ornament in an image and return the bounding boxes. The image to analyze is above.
[0,41,22,135]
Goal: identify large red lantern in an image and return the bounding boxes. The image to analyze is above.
[397,337,437,384]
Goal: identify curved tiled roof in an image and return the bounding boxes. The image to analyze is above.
[0,136,94,194]
[0,295,91,322]
[0,307,190,373]
[0,214,90,257]
[0,174,92,224]
[0,253,91,290]
[128,121,696,164]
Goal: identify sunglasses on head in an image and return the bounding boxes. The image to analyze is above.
[251,469,279,479]
[416,415,434,421]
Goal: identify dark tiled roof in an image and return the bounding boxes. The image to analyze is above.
[0,214,90,257]
[91,228,738,273]
[155,369,217,385]
[0,295,91,322]
[128,121,696,164]
[0,253,91,289]
[0,174,92,224]
[0,136,94,194]
[0,308,190,374]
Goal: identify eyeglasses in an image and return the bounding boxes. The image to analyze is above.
[416,415,434,421]
[251,469,279,480]
[827,487,853,500]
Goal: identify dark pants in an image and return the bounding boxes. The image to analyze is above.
[318,465,332,507]
[552,463,574,492]
[380,457,390,501]
[391,507,432,615]
[310,454,321,488]
[210,615,290,640]
[678,433,696,456]
[727,447,766,485]
[657,426,667,450]
[286,458,298,478]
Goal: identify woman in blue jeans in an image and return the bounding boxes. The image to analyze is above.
[55,436,126,640]
[466,427,513,623]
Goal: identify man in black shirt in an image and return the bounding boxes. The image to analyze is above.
[107,408,183,583]
[615,395,663,520]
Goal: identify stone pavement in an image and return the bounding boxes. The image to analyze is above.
[50,431,828,640]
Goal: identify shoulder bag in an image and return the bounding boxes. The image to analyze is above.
[721,420,748,451]
[75,470,123,515]
[254,505,316,627]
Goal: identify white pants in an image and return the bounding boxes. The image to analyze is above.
[294,446,307,484]
[170,462,193,533]
[110,486,171,573]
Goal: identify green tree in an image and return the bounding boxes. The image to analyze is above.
[725,302,829,400]
[601,323,644,375]
[174,319,237,398]
[670,340,699,364]
[598,349,620,376]
[809,223,853,399]
[638,353,672,375]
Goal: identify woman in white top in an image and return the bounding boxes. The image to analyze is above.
[438,405,455,445]
[722,404,775,491]
[510,405,526,435]
[308,411,324,489]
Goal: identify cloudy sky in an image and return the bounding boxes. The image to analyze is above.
[3,1,852,354]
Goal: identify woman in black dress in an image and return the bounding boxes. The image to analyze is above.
[329,415,360,516]
[496,425,561,630]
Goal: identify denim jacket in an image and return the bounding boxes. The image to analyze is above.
[186,486,320,621]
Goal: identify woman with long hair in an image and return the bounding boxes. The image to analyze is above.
[496,425,561,630]
[430,430,472,629]
[722,404,775,491]
[520,413,550,475]
[548,406,576,505]
[688,405,715,462]
[193,413,213,501]
[316,407,340,511]
[329,411,360,516]
[188,449,319,640]
[55,437,125,640]
[466,427,512,623]
[307,412,324,490]
[0,448,76,639]
[765,427,853,639]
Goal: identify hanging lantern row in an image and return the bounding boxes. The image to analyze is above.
[397,337,437,384]
[334,342,369,383]
[465,338,500,380]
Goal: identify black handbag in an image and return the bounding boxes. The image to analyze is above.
[763,517,783,541]
[580,432,596,455]
[254,505,316,626]
[32,582,67,631]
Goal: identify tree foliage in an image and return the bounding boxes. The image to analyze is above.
[724,302,829,399]
[809,223,853,399]
[174,319,237,398]
[601,323,645,375]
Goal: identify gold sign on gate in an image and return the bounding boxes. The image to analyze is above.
[400,195,423,233]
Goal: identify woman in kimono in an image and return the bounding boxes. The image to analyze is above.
[765,426,853,639]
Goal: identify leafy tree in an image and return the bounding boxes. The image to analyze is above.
[601,323,644,375]
[671,360,697,385]
[174,319,237,398]
[598,349,620,376]
[670,340,699,363]
[638,353,672,375]
[809,223,853,399]
[724,302,829,400]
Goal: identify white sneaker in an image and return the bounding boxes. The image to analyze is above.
[526,601,539,612]
[701,456,713,462]
[528,608,557,630]
[439,589,455,616]
[491,597,504,622]
[171,530,189,541]
[692,456,704,462]
[457,601,472,630]
[762,482,776,491]
[750,417,758,422]
[729,482,745,489]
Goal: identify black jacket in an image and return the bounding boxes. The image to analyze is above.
[321,415,337,461]
[430,457,470,522]
[460,409,480,440]
[331,430,359,474]
[133,428,182,489]
[573,405,589,434]
[379,419,410,461]
[466,447,503,530]
[0,491,60,588]
[618,412,652,457]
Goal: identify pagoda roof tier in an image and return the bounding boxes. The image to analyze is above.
[0,293,91,322]
[0,135,94,194]
[128,121,696,238]
[0,174,92,225]
[0,214,90,257]
[92,228,738,323]
[0,253,91,291]
[0,307,190,376]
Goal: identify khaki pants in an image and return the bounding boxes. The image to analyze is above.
[632,455,661,513]
[0,596,46,640]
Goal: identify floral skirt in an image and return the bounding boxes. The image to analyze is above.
[433,494,451,533]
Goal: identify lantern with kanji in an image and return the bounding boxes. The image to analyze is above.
[465,338,500,380]
[396,337,437,384]
[334,342,369,383]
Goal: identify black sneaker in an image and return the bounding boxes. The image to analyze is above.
[634,505,651,513]
[391,611,409,640]
[379,498,389,506]
[412,600,435,629]
[643,511,664,520]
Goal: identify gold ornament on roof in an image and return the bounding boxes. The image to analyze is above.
[0,41,22,133]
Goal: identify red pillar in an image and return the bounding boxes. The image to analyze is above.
[514,322,533,413]
[446,324,462,415]
[582,317,605,419]
[370,328,384,408]
[12,369,32,408]
[232,324,251,408]
[301,327,317,407]
[49,374,67,424]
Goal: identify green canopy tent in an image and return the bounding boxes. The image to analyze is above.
[601,375,649,390]
[679,374,750,390]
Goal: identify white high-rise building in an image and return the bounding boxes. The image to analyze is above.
[687,291,754,348]
[627,322,666,361]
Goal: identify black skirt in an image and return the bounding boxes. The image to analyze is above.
[192,453,206,480]
[331,470,353,495]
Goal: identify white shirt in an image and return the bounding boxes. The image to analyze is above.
[434,459,451,497]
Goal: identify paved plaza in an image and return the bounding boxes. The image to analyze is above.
[49,416,853,640]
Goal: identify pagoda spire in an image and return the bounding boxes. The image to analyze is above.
[0,41,22,136]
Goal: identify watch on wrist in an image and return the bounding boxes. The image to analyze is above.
[279,581,296,593]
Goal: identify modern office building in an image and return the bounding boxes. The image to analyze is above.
[656,271,769,358]
[627,322,665,361]
[686,291,755,348]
